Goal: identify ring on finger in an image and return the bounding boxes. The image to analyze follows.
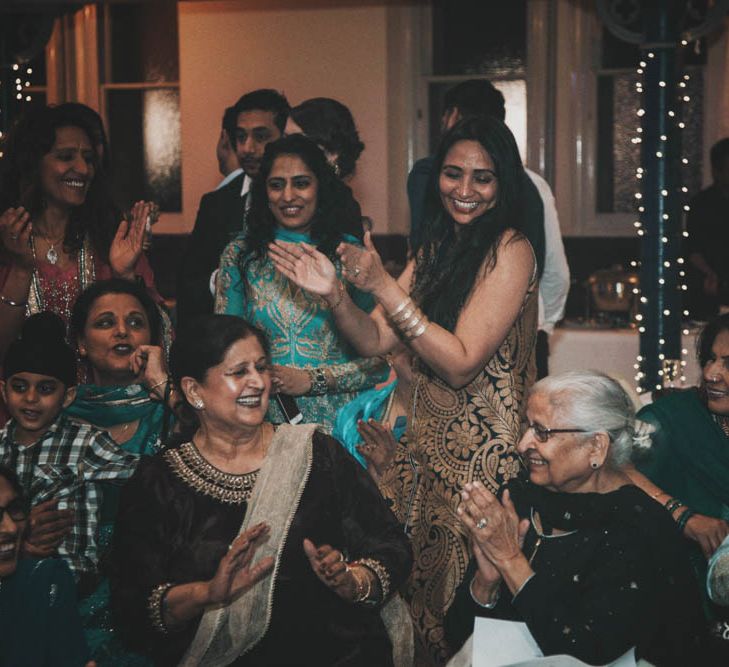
[9,234,18,240]
[476,518,488,530]
[352,265,361,277]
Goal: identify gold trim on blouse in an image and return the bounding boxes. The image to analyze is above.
[165,442,259,504]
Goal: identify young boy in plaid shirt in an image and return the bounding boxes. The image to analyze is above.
[0,312,138,587]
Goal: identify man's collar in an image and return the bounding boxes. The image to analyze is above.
[241,173,252,198]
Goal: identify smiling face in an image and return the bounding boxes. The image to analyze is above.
[186,335,272,433]
[0,373,73,446]
[517,392,601,493]
[233,110,281,177]
[39,125,96,210]
[78,292,152,385]
[703,329,729,416]
[266,154,318,234]
[439,140,499,225]
[0,475,27,579]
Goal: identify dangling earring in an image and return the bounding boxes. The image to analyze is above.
[333,162,341,178]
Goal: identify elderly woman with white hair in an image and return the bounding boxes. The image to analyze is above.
[444,370,707,666]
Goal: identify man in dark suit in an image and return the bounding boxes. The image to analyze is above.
[176,89,290,325]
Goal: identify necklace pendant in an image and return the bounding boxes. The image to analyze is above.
[46,245,58,265]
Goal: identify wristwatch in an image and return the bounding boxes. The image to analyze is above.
[307,368,329,396]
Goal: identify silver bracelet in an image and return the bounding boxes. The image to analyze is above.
[469,577,500,609]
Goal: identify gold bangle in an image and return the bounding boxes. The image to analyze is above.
[355,557,391,600]
[349,564,372,603]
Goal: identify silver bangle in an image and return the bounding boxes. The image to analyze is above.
[389,297,412,319]
[469,577,500,609]
[407,321,429,340]
[0,293,27,308]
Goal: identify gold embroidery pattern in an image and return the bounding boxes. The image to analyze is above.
[214,237,388,432]
[379,276,538,666]
[165,443,258,504]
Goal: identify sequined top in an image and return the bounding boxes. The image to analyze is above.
[215,227,388,432]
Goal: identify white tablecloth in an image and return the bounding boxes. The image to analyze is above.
[549,327,701,389]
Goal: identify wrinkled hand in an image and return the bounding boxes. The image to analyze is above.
[130,345,169,397]
[22,499,74,558]
[684,513,729,558]
[336,231,388,294]
[268,240,339,300]
[271,365,311,397]
[110,200,149,280]
[458,484,529,569]
[356,419,397,480]
[303,539,360,602]
[0,207,33,269]
[206,523,274,605]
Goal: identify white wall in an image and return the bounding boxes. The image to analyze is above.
[167,0,394,234]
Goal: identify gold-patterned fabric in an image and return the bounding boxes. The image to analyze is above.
[379,273,538,666]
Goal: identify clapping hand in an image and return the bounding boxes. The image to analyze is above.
[0,207,33,269]
[336,231,388,294]
[458,484,529,568]
[206,523,274,605]
[268,240,339,300]
[110,201,150,280]
[356,419,397,480]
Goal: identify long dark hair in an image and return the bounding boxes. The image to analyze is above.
[412,115,529,330]
[241,134,360,289]
[0,104,120,261]
[169,315,271,440]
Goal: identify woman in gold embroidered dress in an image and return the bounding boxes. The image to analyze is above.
[270,115,538,665]
[0,104,159,363]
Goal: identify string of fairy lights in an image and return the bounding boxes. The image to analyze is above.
[631,42,694,394]
[0,61,34,158]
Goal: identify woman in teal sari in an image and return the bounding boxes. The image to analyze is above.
[215,135,388,432]
[65,278,178,665]
[626,313,729,658]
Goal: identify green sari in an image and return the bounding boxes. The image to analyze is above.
[637,388,729,623]
[64,383,169,665]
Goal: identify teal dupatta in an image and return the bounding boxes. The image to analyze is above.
[64,384,168,666]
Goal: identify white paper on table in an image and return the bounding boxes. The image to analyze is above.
[471,617,637,667]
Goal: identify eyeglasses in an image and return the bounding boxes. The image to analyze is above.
[0,499,28,523]
[527,421,587,443]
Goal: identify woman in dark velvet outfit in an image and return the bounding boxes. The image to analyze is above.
[109,315,412,667]
[445,371,707,666]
